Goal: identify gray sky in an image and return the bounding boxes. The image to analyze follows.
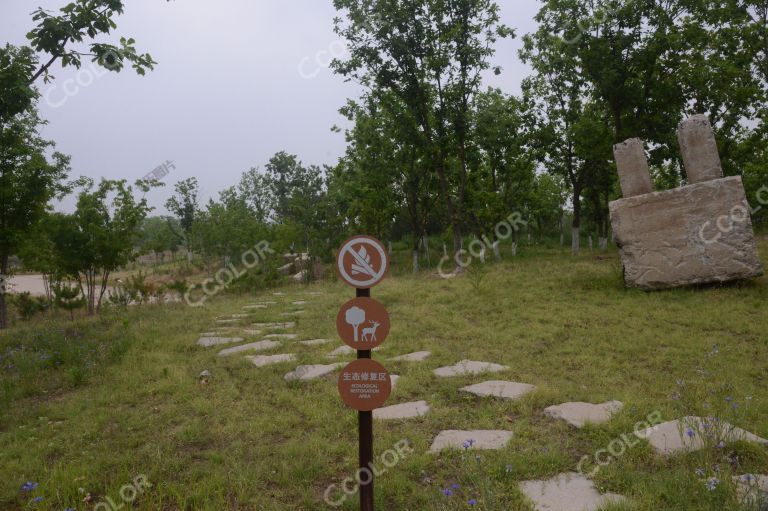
[1,0,540,214]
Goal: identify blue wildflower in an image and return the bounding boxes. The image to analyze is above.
[468,498,478,505]
[451,483,460,489]
[706,477,720,491]
[463,439,475,450]
[686,428,696,438]
[30,496,43,503]
[21,482,39,492]
[442,488,453,496]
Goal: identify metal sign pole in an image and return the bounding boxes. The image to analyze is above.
[356,286,374,511]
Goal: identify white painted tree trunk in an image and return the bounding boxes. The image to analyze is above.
[511,242,518,257]
[492,241,501,261]
[412,250,419,273]
[478,247,486,263]
[572,227,580,254]
[443,243,448,257]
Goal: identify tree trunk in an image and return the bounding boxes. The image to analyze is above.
[0,254,8,329]
[412,250,419,274]
[572,185,582,254]
[492,241,501,261]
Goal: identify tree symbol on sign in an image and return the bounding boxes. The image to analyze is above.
[345,306,366,342]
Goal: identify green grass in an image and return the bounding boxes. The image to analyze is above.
[0,239,767,510]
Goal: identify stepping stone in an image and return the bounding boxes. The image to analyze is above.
[241,329,262,336]
[243,304,267,310]
[216,318,240,324]
[253,322,296,329]
[544,401,623,428]
[246,354,296,367]
[373,400,430,420]
[326,345,380,358]
[299,338,332,346]
[519,472,627,511]
[284,363,344,382]
[292,300,308,306]
[390,375,400,390]
[217,340,281,357]
[635,416,768,455]
[429,430,513,453]
[281,311,305,316]
[197,337,244,347]
[273,292,286,296]
[263,333,298,340]
[733,474,768,506]
[433,360,509,377]
[389,351,431,362]
[460,381,536,400]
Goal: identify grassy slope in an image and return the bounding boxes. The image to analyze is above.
[0,240,767,510]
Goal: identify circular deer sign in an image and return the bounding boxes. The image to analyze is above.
[336,297,390,350]
[336,235,389,289]
[338,359,392,411]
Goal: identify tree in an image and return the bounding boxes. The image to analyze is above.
[69,179,155,315]
[165,177,200,258]
[53,282,86,321]
[137,216,181,262]
[0,109,70,328]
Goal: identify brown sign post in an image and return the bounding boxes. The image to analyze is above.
[336,235,390,511]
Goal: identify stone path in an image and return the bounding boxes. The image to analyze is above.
[284,363,344,382]
[519,473,627,511]
[635,416,768,455]
[281,311,305,316]
[373,400,430,420]
[292,300,308,306]
[544,401,623,428]
[389,351,431,362]
[389,375,400,390]
[298,338,331,346]
[263,333,298,340]
[253,322,295,329]
[734,474,768,506]
[434,360,509,377]
[429,430,513,452]
[246,354,296,367]
[197,336,244,347]
[218,340,281,357]
[461,380,536,400]
[242,304,266,310]
[327,345,380,358]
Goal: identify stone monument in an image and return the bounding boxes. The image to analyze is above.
[609,115,763,290]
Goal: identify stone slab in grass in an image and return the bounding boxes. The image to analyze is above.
[197,337,244,347]
[273,292,286,296]
[253,322,296,329]
[292,300,309,306]
[326,345,380,358]
[544,401,623,428]
[635,416,768,455]
[246,354,296,367]
[217,340,281,357]
[241,329,262,336]
[429,430,513,453]
[389,351,431,362]
[733,474,768,506]
[390,375,400,390]
[284,363,344,382]
[373,400,429,420]
[299,338,331,346]
[281,311,305,316]
[263,333,298,340]
[519,472,627,511]
[243,304,267,310]
[434,360,509,378]
[460,380,536,400]
[215,318,240,324]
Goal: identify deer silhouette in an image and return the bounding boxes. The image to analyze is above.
[361,320,381,343]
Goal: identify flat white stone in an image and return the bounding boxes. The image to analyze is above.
[544,401,623,428]
[305,292,324,296]
[217,340,281,357]
[299,338,331,346]
[273,292,286,296]
[326,345,380,358]
[215,318,240,324]
[253,322,296,329]
[433,360,509,377]
[374,401,430,420]
[241,329,262,336]
[251,301,277,305]
[635,416,768,455]
[263,333,298,340]
[242,304,267,310]
[197,337,244,347]
[520,472,627,511]
[390,375,400,390]
[246,354,296,367]
[460,380,536,400]
[292,300,309,305]
[733,474,768,505]
[389,351,431,362]
[429,430,513,452]
[284,363,344,382]
[281,310,305,316]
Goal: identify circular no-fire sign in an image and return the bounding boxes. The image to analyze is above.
[336,235,389,289]
[338,359,392,411]
[336,297,390,350]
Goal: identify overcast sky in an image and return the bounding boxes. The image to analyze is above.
[1,0,540,214]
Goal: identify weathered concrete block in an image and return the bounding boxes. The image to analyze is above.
[678,115,723,184]
[610,176,763,289]
[614,138,653,198]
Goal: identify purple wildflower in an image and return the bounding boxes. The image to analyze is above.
[21,482,39,492]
